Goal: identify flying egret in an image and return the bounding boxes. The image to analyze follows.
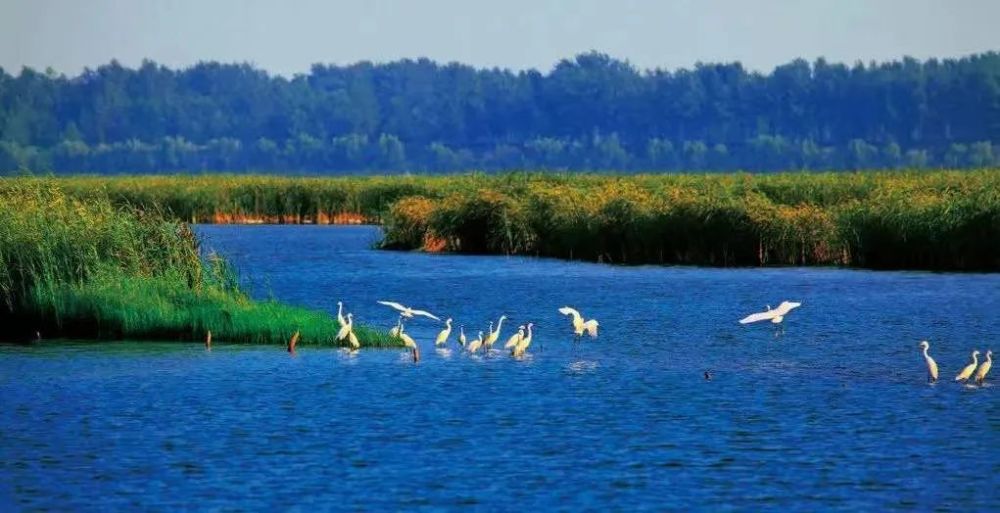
[739,301,802,325]
[513,323,534,357]
[919,341,938,383]
[458,326,467,348]
[955,350,980,382]
[559,307,599,337]
[336,313,353,341]
[435,318,453,346]
[336,301,346,326]
[974,350,992,385]
[504,325,525,349]
[377,301,440,321]
[467,331,485,353]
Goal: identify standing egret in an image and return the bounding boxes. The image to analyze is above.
[974,350,992,385]
[288,331,300,353]
[955,350,980,382]
[336,313,353,341]
[377,301,440,320]
[348,330,360,350]
[467,331,485,353]
[458,326,467,348]
[739,301,802,325]
[389,316,403,338]
[513,323,534,357]
[435,318,453,346]
[504,326,525,349]
[483,316,507,354]
[559,307,599,338]
[398,323,419,362]
[919,341,938,383]
[205,330,212,350]
[336,301,347,326]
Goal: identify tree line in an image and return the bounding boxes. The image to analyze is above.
[1,52,998,173]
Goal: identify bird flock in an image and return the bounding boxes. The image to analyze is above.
[320,298,993,387]
[921,342,993,386]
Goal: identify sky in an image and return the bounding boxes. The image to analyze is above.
[1,0,997,76]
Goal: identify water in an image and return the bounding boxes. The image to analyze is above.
[2,225,998,511]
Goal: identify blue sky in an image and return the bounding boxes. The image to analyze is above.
[1,0,997,75]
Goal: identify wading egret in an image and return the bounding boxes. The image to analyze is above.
[559,307,599,337]
[955,350,980,382]
[484,316,507,350]
[348,330,360,350]
[398,323,419,361]
[389,316,403,338]
[504,326,525,349]
[288,331,300,353]
[435,318,453,346]
[919,341,938,383]
[205,330,212,350]
[739,301,802,325]
[975,350,992,385]
[467,331,484,353]
[377,301,440,320]
[513,323,534,357]
[458,326,467,348]
[336,313,353,341]
[336,301,346,326]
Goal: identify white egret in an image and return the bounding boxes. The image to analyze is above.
[739,301,802,325]
[377,301,440,320]
[389,316,403,338]
[348,330,360,350]
[435,318,453,346]
[467,331,485,353]
[288,331,300,353]
[336,301,346,326]
[336,313,353,341]
[559,307,599,337]
[955,350,980,382]
[397,323,419,362]
[458,326,467,348]
[919,341,938,383]
[504,326,525,349]
[484,315,507,350]
[974,350,992,385]
[513,323,534,357]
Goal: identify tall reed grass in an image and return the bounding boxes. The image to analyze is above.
[4,170,998,270]
[0,181,396,345]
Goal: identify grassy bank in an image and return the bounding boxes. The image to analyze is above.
[3,171,999,270]
[0,181,396,346]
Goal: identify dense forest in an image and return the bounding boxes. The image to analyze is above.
[1,51,999,174]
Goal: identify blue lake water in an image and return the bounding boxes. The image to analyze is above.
[1,225,998,511]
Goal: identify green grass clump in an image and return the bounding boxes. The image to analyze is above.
[0,181,396,346]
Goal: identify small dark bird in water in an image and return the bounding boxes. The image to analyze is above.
[288,331,300,353]
[703,370,713,381]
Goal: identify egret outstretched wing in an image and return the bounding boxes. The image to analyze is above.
[739,310,777,324]
[582,320,599,337]
[773,301,802,316]
[410,309,440,321]
[378,300,408,312]
[558,306,582,321]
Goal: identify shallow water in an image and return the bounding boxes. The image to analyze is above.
[1,225,998,511]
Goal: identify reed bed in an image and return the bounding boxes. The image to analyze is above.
[3,170,999,270]
[0,181,396,346]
